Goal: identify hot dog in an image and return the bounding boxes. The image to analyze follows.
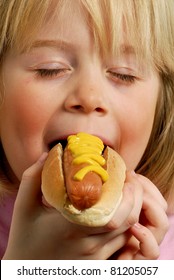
[63,133,109,210]
[41,132,126,227]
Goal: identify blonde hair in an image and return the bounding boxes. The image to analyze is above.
[0,0,174,211]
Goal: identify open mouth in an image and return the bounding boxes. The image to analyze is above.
[49,139,68,151]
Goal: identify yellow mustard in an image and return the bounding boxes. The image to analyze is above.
[67,132,109,182]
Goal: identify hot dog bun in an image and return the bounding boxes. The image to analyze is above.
[41,142,126,227]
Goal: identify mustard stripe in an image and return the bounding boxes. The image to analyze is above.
[74,165,109,182]
[72,154,105,166]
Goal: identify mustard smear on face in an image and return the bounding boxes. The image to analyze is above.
[67,132,109,182]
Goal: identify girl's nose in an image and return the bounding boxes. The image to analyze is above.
[64,79,108,115]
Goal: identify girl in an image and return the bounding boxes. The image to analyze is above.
[0,0,173,259]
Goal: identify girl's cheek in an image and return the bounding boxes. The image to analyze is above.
[5,82,49,128]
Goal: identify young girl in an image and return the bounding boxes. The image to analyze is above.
[0,0,173,260]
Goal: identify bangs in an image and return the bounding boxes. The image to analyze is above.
[1,0,174,73]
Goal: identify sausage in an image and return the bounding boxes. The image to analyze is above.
[63,146,103,210]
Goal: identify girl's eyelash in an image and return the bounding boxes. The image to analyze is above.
[35,68,136,84]
[36,68,67,78]
[108,71,136,84]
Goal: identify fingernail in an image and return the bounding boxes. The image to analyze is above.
[133,222,141,229]
[38,152,48,164]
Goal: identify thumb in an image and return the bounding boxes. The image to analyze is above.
[15,153,48,213]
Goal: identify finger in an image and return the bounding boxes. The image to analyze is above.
[106,171,144,230]
[102,232,131,259]
[136,174,168,211]
[124,171,143,226]
[141,196,169,244]
[80,231,130,259]
[133,173,169,244]
[15,153,48,212]
[130,223,160,260]
[103,182,135,230]
[116,237,139,260]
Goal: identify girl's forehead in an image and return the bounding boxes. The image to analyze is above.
[25,1,146,59]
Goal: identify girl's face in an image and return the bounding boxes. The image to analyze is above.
[0,3,159,181]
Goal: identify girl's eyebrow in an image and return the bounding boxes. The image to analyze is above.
[30,39,75,51]
[31,40,135,53]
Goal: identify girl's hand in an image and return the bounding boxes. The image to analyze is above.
[3,154,144,260]
[116,173,169,260]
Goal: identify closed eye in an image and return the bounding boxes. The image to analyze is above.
[107,70,137,85]
[36,68,69,78]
